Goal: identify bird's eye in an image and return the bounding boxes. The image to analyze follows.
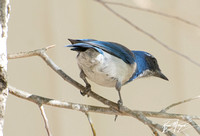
[152,58,157,64]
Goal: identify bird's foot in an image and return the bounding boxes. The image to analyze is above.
[80,84,91,96]
[114,100,123,121]
[117,99,123,110]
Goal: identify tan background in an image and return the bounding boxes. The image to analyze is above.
[5,0,200,135]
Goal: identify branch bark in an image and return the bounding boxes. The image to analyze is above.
[0,0,10,135]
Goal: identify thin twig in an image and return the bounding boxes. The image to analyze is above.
[8,45,55,59]
[99,0,200,29]
[95,0,200,68]
[161,95,200,112]
[39,105,52,136]
[85,112,96,136]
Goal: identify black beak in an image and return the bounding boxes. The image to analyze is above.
[155,71,169,81]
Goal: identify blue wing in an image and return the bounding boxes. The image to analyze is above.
[66,39,135,64]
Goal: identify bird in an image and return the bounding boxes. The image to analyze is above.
[65,39,168,108]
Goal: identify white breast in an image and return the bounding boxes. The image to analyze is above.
[77,49,136,87]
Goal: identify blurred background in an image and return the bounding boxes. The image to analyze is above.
[6,0,200,135]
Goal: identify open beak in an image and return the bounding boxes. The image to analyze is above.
[155,71,169,81]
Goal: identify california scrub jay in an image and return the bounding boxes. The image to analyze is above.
[66,39,168,107]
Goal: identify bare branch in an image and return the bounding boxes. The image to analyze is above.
[95,0,200,68]
[39,105,52,136]
[161,95,200,112]
[99,1,200,29]
[85,112,96,136]
[7,45,55,59]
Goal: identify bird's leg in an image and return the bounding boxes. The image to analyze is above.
[114,81,123,121]
[115,81,123,108]
[80,70,91,96]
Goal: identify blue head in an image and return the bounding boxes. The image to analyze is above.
[128,51,168,82]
